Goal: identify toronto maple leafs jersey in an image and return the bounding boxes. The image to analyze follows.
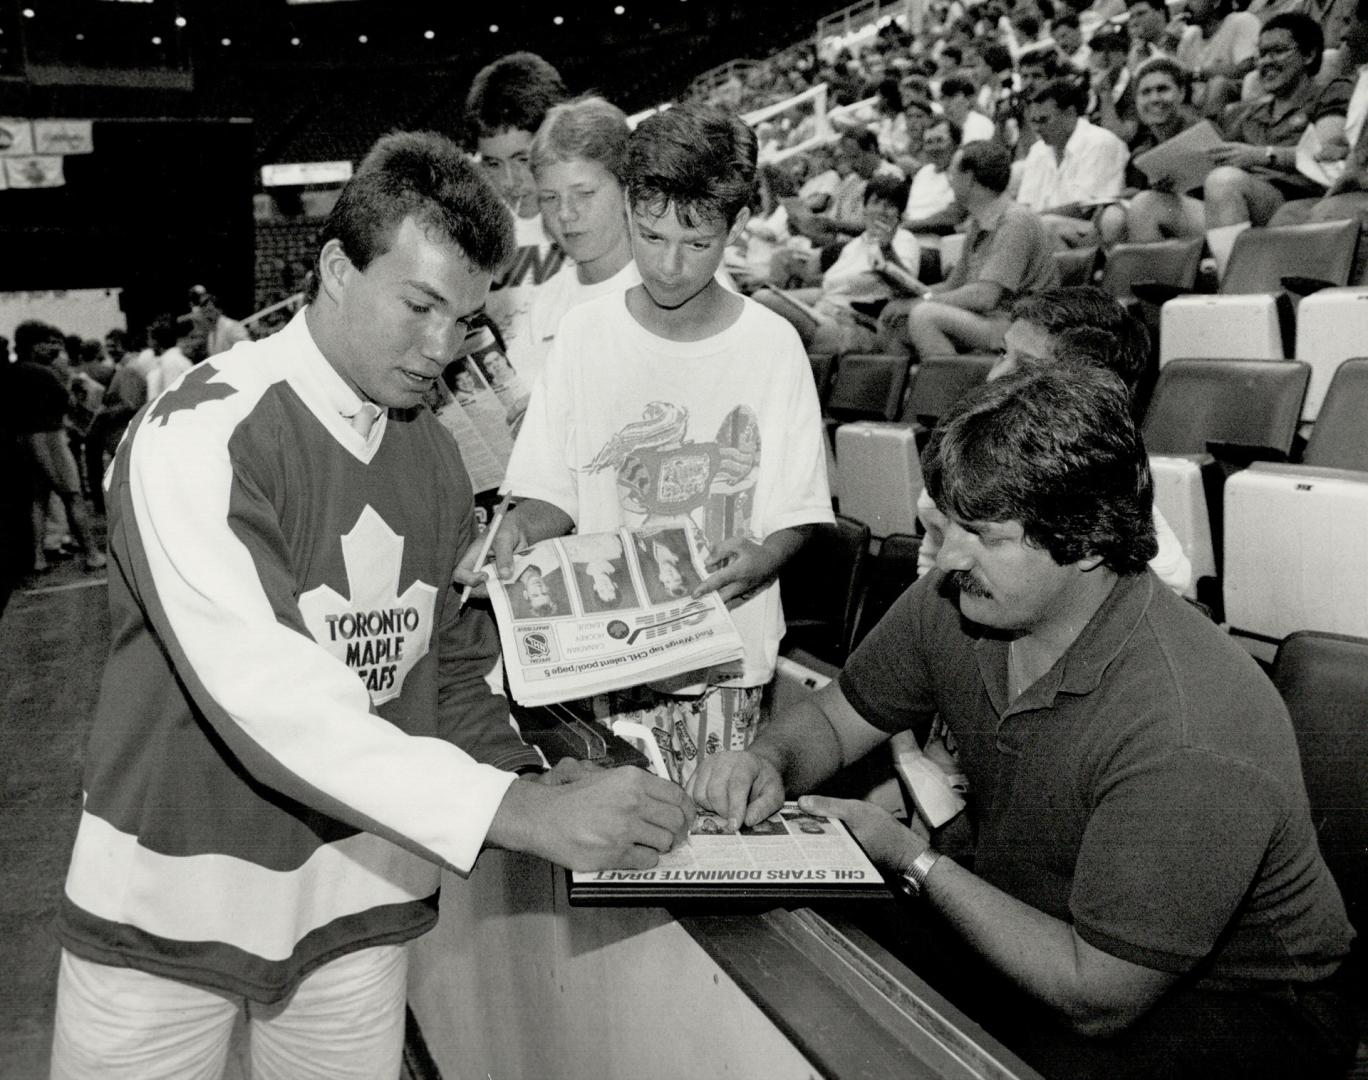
[56,311,541,1003]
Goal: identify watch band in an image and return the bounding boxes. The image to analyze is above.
[898,848,941,899]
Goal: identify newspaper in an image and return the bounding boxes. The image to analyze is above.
[568,802,887,904]
[483,526,746,707]
[425,332,529,495]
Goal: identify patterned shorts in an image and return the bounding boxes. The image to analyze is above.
[591,683,765,787]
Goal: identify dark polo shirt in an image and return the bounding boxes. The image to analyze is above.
[840,568,1353,987]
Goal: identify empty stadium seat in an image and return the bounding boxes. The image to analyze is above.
[1052,245,1099,287]
[834,421,922,538]
[824,353,911,424]
[1100,238,1204,305]
[904,353,996,433]
[1270,629,1368,932]
[1303,358,1368,473]
[849,533,923,650]
[1141,358,1310,458]
[1223,463,1368,658]
[778,514,871,666]
[808,352,837,406]
[1159,221,1360,364]
[1149,455,1216,600]
[1294,288,1368,422]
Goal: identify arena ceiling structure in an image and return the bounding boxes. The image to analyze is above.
[0,0,838,121]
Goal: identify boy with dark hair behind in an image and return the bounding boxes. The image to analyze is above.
[462,52,569,382]
[466,103,835,785]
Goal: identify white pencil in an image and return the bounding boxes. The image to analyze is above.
[458,495,512,608]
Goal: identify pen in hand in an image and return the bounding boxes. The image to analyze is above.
[458,494,512,608]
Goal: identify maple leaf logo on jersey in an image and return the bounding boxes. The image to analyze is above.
[298,505,438,706]
[147,363,237,426]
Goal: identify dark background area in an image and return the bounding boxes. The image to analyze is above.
[0,0,833,326]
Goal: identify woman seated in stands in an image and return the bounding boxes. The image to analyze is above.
[1097,57,1207,244]
[753,174,921,354]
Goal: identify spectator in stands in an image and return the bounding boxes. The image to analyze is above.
[144,316,195,401]
[479,102,832,787]
[1088,28,1138,141]
[755,173,921,352]
[692,362,1357,1080]
[10,321,104,573]
[189,285,250,357]
[1268,0,1368,273]
[1203,13,1352,275]
[464,52,569,374]
[525,96,636,385]
[796,142,840,212]
[1017,76,1131,246]
[1002,49,1066,153]
[1124,0,1177,73]
[1172,0,1261,112]
[1098,57,1207,244]
[892,140,1058,358]
[1054,12,1090,70]
[785,129,888,273]
[903,116,969,234]
[939,74,998,144]
[734,162,797,289]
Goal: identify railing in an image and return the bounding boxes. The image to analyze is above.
[688,58,764,100]
[815,0,925,46]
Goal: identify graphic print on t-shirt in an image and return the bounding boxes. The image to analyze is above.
[298,504,437,705]
[584,401,761,549]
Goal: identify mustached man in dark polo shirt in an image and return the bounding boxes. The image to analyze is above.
[691,363,1357,1080]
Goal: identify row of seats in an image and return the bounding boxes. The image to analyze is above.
[806,347,1368,663]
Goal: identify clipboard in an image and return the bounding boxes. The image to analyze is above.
[1132,120,1223,194]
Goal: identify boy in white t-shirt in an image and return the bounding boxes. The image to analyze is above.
[464,52,569,374]
[525,95,639,386]
[460,103,834,785]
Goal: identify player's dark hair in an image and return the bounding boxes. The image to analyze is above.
[309,131,514,302]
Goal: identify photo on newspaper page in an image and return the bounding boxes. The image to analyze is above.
[483,526,746,707]
[567,802,888,905]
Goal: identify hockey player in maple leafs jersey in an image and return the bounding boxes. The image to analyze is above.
[55,310,547,1003]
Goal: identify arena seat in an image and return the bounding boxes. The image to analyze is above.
[1149,455,1216,601]
[824,353,911,425]
[1159,220,1360,364]
[1141,358,1310,459]
[1270,629,1368,932]
[1303,358,1368,473]
[778,514,871,666]
[808,352,837,407]
[1100,237,1204,305]
[1293,288,1368,422]
[903,353,996,436]
[1051,245,1099,288]
[1223,464,1368,657]
[834,421,922,538]
[849,533,923,651]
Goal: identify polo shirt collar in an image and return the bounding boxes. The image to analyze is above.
[974,193,1012,231]
[1259,78,1316,125]
[975,570,1155,717]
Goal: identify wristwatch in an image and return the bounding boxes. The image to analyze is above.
[896,847,942,900]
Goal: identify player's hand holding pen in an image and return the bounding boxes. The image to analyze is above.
[454,496,576,601]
